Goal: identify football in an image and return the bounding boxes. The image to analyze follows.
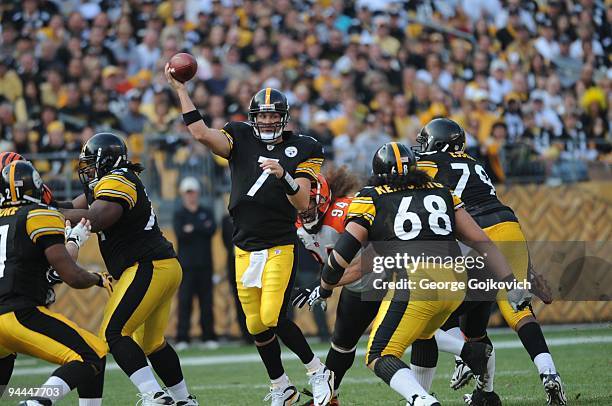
[168,52,197,83]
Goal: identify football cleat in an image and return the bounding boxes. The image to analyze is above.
[175,394,199,406]
[451,359,474,390]
[463,389,502,406]
[137,391,176,405]
[18,398,52,406]
[541,373,567,405]
[307,366,334,406]
[408,393,441,406]
[264,385,300,406]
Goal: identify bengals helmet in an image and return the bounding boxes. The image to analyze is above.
[248,88,290,144]
[299,173,332,232]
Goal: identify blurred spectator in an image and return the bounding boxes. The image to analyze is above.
[308,111,334,160]
[203,58,229,96]
[40,120,71,176]
[0,59,22,103]
[58,82,91,132]
[0,0,607,201]
[173,177,218,350]
[120,90,148,135]
[531,90,563,137]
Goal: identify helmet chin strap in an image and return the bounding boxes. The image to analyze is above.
[23,195,42,205]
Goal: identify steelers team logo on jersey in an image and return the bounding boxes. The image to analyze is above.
[267,145,275,151]
[285,146,298,157]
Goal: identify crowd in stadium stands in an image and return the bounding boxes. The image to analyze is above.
[0,0,610,190]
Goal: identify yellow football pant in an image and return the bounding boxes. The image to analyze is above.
[484,221,534,330]
[99,258,182,355]
[366,267,465,365]
[235,244,295,335]
[0,306,106,364]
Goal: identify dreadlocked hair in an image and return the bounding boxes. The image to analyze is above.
[368,168,433,190]
[324,164,361,198]
[125,161,144,173]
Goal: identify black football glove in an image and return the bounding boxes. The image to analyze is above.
[291,279,320,309]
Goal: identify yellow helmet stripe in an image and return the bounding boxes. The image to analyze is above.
[9,162,17,202]
[390,142,404,175]
[264,87,271,104]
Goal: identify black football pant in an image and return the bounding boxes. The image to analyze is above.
[177,267,216,342]
[326,288,382,390]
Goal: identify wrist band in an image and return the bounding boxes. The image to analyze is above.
[281,170,300,195]
[67,239,80,250]
[319,285,333,299]
[182,109,203,126]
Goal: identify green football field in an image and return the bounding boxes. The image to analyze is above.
[3,325,611,405]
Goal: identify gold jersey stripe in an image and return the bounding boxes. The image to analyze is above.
[103,175,136,190]
[26,210,65,243]
[452,193,464,209]
[220,129,234,149]
[94,177,138,207]
[96,190,136,209]
[27,210,63,220]
[350,199,374,204]
[296,161,322,170]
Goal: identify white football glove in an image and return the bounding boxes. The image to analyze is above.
[507,288,533,311]
[65,219,91,248]
[306,286,328,311]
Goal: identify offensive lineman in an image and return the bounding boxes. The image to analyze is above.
[414,118,566,406]
[165,65,334,406]
[61,133,197,405]
[0,161,109,406]
[312,143,531,406]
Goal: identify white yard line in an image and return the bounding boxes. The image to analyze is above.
[190,370,532,391]
[10,335,612,377]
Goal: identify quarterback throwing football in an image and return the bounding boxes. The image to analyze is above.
[166,66,334,406]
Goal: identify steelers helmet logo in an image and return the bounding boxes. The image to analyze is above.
[285,146,298,157]
[32,170,43,188]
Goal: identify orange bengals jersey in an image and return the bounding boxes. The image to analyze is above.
[296,197,352,264]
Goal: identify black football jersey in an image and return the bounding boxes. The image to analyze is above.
[417,151,516,224]
[91,168,176,279]
[0,204,65,314]
[347,182,463,242]
[221,121,324,251]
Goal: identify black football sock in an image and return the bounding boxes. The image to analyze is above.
[77,357,106,399]
[276,319,315,365]
[110,336,149,376]
[410,338,438,392]
[517,322,557,374]
[254,331,285,380]
[148,343,184,388]
[0,353,16,395]
[53,360,97,390]
[517,322,550,360]
[325,345,355,391]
